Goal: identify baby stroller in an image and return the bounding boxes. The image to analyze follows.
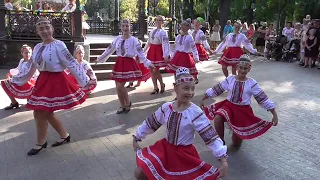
[265,36,287,61]
[281,39,301,62]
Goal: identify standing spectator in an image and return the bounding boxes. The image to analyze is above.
[210,20,221,49]
[299,22,312,66]
[303,28,318,68]
[256,22,268,53]
[264,24,277,58]
[223,20,233,38]
[240,22,249,36]
[4,0,13,10]
[282,22,294,41]
[42,2,53,12]
[247,24,256,44]
[61,0,76,12]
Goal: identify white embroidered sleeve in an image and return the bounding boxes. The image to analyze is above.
[136,105,165,140]
[205,78,229,98]
[11,60,36,86]
[189,36,199,61]
[97,37,118,62]
[57,42,89,87]
[251,81,276,110]
[83,61,97,80]
[199,31,210,50]
[242,35,257,54]
[134,39,151,68]
[160,31,170,59]
[192,113,228,160]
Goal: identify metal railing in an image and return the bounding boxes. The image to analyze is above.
[5,11,72,41]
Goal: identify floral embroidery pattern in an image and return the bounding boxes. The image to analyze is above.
[230,81,245,103]
[167,111,182,145]
[146,113,162,132]
[212,83,225,96]
[254,90,268,104]
[198,124,219,145]
[35,46,46,65]
[61,48,74,62]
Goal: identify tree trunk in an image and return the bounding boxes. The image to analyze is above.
[247,0,255,25]
[188,0,194,19]
[219,0,232,38]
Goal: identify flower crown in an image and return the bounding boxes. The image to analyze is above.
[175,67,194,85]
[237,54,251,67]
[36,19,51,26]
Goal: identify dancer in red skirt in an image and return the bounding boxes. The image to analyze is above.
[192,17,213,61]
[66,45,97,94]
[200,55,278,148]
[214,21,257,77]
[1,45,39,110]
[12,18,93,156]
[144,15,170,94]
[95,19,154,114]
[132,67,228,180]
[166,18,200,83]
[126,56,151,88]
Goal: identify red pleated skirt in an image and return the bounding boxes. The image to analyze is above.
[136,138,219,180]
[204,100,273,140]
[196,44,209,61]
[138,63,151,82]
[165,51,198,75]
[147,44,167,68]
[66,72,96,94]
[26,71,86,112]
[1,78,35,99]
[218,47,244,67]
[111,57,142,82]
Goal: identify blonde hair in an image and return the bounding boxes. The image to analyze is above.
[121,19,131,25]
[75,45,85,53]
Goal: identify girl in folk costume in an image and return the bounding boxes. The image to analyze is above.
[192,17,214,61]
[210,20,221,49]
[13,18,94,156]
[214,21,257,78]
[166,18,200,84]
[144,15,170,94]
[82,11,90,39]
[133,67,228,180]
[200,55,278,148]
[1,45,39,110]
[66,45,97,94]
[95,19,154,114]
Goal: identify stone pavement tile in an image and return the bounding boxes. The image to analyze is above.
[106,167,121,177]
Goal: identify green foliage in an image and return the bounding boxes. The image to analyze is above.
[120,0,139,21]
[157,0,169,17]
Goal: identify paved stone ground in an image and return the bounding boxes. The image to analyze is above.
[1,56,320,180]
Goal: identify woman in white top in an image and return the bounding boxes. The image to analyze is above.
[1,45,39,110]
[210,20,221,49]
[200,55,278,148]
[133,67,228,180]
[61,0,76,12]
[165,18,200,83]
[144,15,170,94]
[192,17,213,61]
[13,18,93,156]
[95,19,154,114]
[282,22,294,41]
[214,21,257,77]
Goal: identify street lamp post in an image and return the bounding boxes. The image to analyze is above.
[73,0,84,42]
[114,0,119,35]
[0,1,7,66]
[138,0,147,41]
[151,0,159,16]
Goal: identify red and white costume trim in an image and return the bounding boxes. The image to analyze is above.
[215,33,257,66]
[203,75,275,139]
[135,102,228,180]
[191,29,211,61]
[66,60,97,94]
[144,28,170,68]
[1,59,39,99]
[135,56,151,82]
[97,36,152,82]
[166,34,199,75]
[11,40,90,112]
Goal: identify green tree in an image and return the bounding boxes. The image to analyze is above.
[120,0,139,21]
[157,0,169,17]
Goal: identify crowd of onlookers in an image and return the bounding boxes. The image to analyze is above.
[204,16,320,69]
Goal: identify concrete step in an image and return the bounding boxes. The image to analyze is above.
[89,55,117,62]
[90,48,111,56]
[90,43,111,49]
[95,70,112,80]
[90,62,115,70]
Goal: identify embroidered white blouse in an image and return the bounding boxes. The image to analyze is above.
[11,40,90,87]
[205,75,275,110]
[144,28,170,59]
[136,102,228,160]
[215,33,257,54]
[62,3,76,12]
[10,59,40,86]
[173,34,199,61]
[97,36,152,68]
[191,29,210,50]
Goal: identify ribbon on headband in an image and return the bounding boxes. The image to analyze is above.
[175,77,195,85]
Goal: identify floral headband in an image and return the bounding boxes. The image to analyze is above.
[237,54,251,67]
[21,45,32,52]
[175,67,194,85]
[36,19,51,26]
